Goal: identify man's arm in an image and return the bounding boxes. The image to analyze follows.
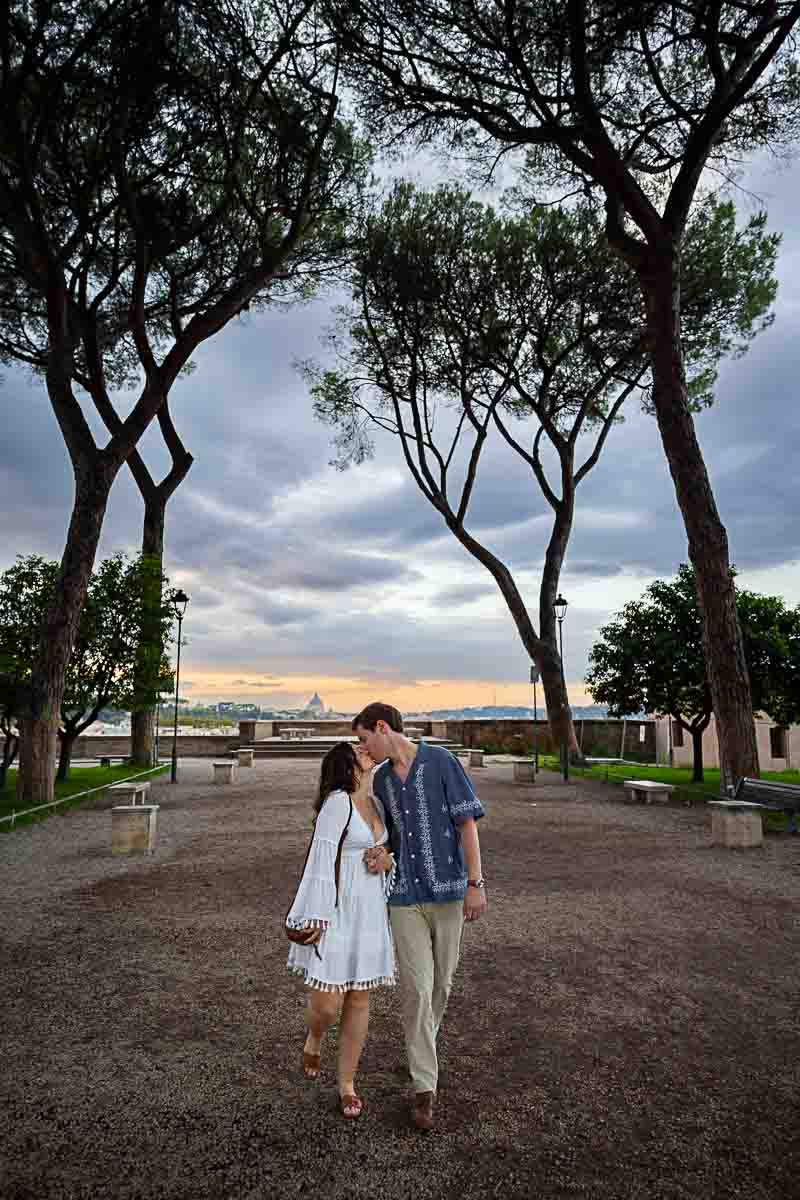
[459,817,487,921]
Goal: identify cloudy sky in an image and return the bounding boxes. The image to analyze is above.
[2,152,799,713]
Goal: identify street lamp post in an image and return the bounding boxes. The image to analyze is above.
[530,663,540,771]
[154,694,162,768]
[553,593,569,782]
[170,589,190,784]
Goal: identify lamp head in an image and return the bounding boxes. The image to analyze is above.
[171,588,190,619]
[553,594,568,622]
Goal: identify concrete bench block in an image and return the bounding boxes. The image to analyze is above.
[109,781,151,805]
[623,780,675,805]
[469,751,485,768]
[112,805,159,855]
[213,761,238,784]
[708,801,764,848]
[237,749,255,767]
[513,761,536,784]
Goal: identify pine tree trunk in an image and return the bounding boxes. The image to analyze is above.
[446,518,580,756]
[539,473,580,760]
[0,731,19,790]
[691,727,704,784]
[641,252,758,792]
[56,730,75,782]
[129,496,166,767]
[16,467,113,806]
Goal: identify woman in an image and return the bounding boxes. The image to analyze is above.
[286,741,395,1119]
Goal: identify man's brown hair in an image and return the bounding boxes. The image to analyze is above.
[351,702,404,733]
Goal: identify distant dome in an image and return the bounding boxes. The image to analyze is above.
[307,692,324,712]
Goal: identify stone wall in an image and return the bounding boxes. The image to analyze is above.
[73,734,237,759]
[431,718,656,760]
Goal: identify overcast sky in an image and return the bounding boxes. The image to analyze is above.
[2,152,799,713]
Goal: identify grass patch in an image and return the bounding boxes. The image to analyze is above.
[532,754,799,828]
[535,754,799,792]
[1,763,169,830]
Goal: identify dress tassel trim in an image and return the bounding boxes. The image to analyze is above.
[288,964,396,993]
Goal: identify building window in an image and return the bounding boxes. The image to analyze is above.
[769,726,787,759]
[671,721,684,748]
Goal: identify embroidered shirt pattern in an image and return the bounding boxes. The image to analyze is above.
[375,743,485,907]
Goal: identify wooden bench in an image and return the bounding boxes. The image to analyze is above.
[108,781,151,805]
[510,759,536,784]
[733,777,800,832]
[213,761,238,784]
[623,779,675,805]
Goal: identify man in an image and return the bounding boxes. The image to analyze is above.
[354,702,487,1131]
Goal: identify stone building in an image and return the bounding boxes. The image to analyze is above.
[653,715,798,771]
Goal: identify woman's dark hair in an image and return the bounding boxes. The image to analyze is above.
[315,741,359,814]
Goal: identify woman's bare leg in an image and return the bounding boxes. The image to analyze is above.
[304,992,341,1075]
[338,989,371,1111]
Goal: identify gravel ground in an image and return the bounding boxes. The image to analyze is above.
[2,758,799,1200]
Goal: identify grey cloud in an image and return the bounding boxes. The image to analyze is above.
[432,582,495,606]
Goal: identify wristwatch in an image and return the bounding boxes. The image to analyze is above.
[467,878,486,889]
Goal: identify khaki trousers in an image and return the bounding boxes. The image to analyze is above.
[390,901,464,1094]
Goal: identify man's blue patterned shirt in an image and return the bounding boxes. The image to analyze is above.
[372,742,485,907]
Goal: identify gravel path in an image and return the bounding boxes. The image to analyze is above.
[1,759,799,1199]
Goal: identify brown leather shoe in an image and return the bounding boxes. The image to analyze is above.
[413,1091,436,1131]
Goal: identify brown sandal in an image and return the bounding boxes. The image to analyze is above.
[302,1051,321,1080]
[339,1093,363,1120]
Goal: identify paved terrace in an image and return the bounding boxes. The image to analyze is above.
[1,760,798,1199]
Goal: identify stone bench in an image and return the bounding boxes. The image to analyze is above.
[108,781,151,805]
[707,800,764,849]
[213,760,238,784]
[469,750,485,768]
[237,749,255,767]
[510,759,536,784]
[112,804,159,855]
[623,780,675,805]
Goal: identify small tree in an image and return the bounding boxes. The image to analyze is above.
[57,556,174,779]
[307,182,777,757]
[586,566,800,782]
[324,0,800,786]
[0,555,173,782]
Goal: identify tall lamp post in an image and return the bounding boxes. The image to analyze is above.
[170,589,190,784]
[553,593,569,782]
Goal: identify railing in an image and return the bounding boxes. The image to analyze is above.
[0,764,168,830]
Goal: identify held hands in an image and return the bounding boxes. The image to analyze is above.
[363,846,393,874]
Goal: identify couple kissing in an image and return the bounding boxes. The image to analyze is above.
[285,702,487,1129]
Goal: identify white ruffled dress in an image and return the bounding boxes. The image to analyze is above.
[286,789,396,993]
